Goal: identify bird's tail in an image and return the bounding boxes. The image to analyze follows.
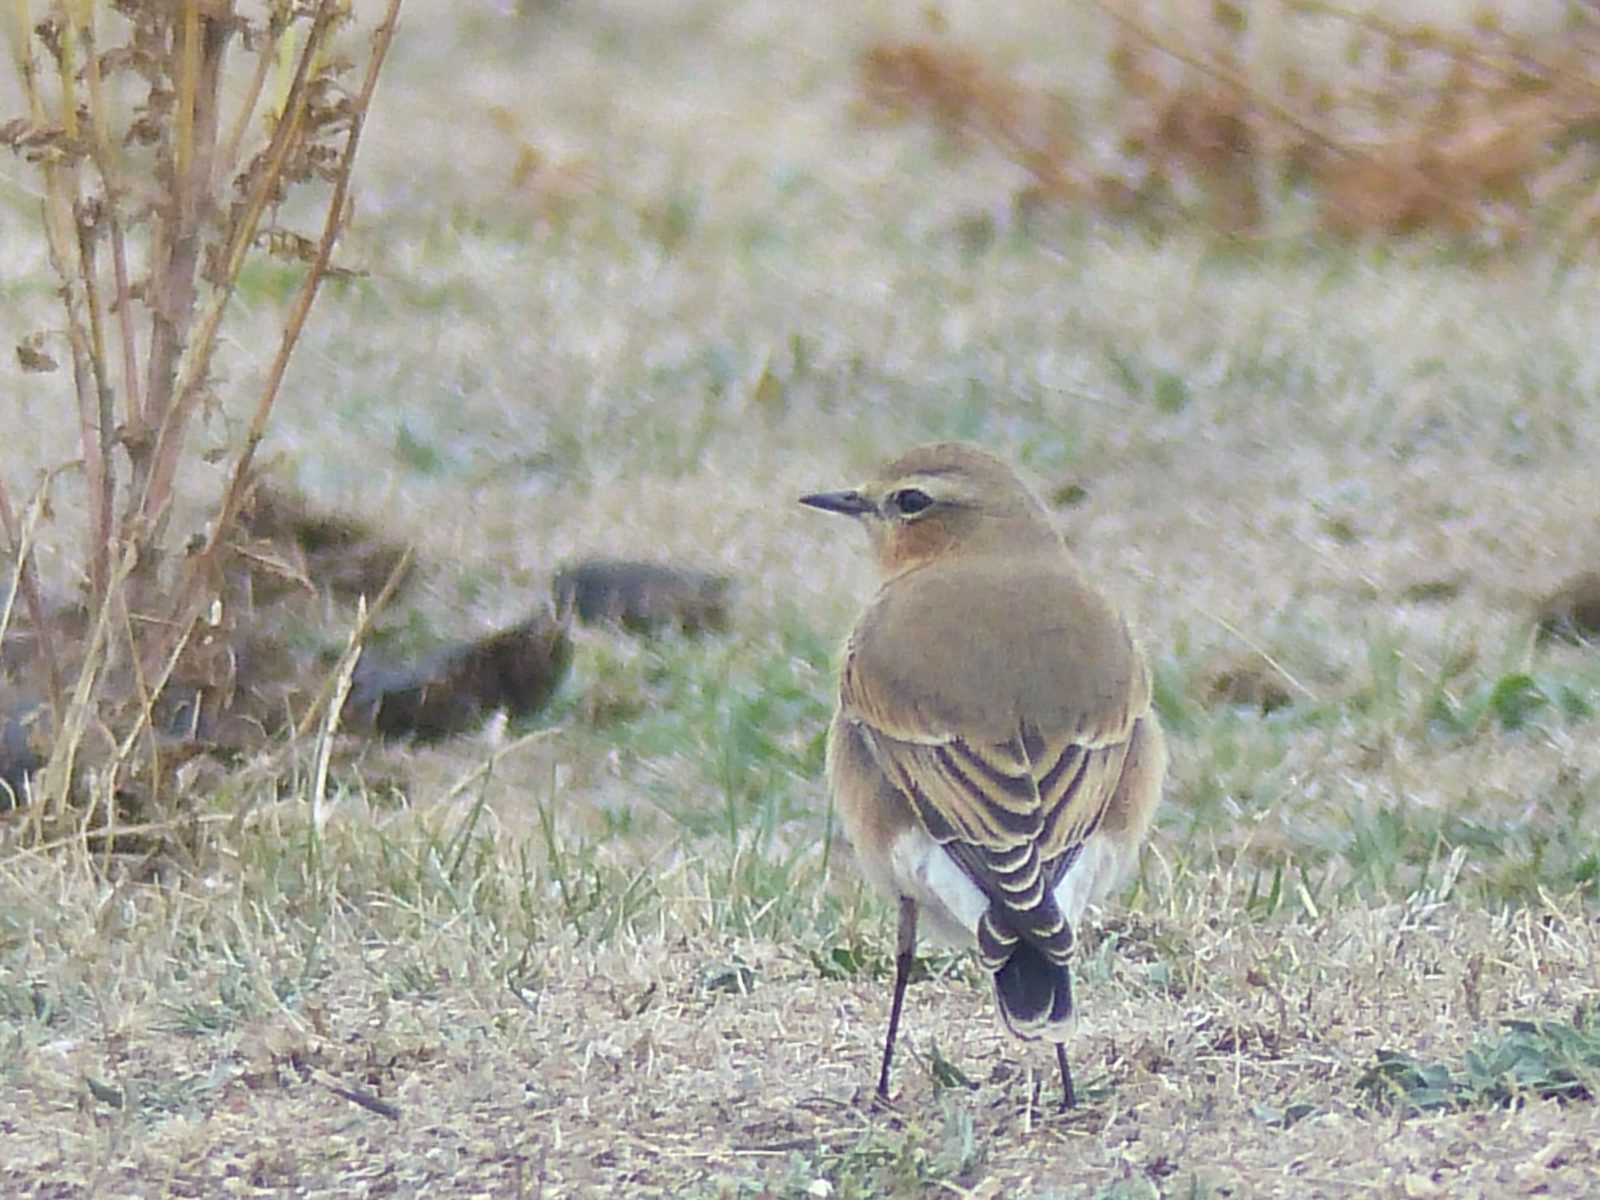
[991,938,1074,1039]
[978,907,1075,1040]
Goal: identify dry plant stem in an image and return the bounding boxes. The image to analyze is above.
[0,534,18,648]
[71,218,117,614]
[195,0,405,572]
[101,584,208,821]
[126,0,390,691]
[7,812,233,860]
[70,3,145,433]
[212,12,278,192]
[16,7,137,630]
[1081,0,1346,154]
[1289,0,1525,77]
[291,546,415,739]
[17,25,115,609]
[135,3,233,541]
[35,544,139,827]
[105,215,141,433]
[311,599,365,831]
[5,5,40,116]
[131,6,331,556]
[0,478,64,710]
[51,11,116,610]
[64,290,110,610]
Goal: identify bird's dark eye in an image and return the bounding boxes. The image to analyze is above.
[890,487,933,516]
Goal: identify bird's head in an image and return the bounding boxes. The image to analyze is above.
[800,442,1058,576]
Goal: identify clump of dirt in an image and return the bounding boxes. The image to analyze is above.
[1205,656,1296,713]
[235,484,416,604]
[553,559,734,635]
[1536,569,1600,644]
[349,611,572,743]
[0,687,47,810]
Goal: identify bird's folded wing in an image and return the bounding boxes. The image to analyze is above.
[1035,734,1132,870]
[839,610,1149,896]
[857,720,1131,864]
[850,720,1128,960]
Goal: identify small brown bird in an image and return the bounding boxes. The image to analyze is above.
[801,443,1165,1109]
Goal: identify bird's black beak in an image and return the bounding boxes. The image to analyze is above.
[800,489,875,517]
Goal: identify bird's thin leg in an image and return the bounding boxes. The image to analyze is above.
[1056,1042,1076,1111]
[878,897,918,1102]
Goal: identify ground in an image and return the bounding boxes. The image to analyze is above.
[3,0,1600,1196]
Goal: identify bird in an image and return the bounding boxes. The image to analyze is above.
[800,442,1166,1110]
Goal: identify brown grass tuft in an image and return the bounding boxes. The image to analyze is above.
[857,2,1600,245]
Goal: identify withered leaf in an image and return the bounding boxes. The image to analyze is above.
[16,336,58,373]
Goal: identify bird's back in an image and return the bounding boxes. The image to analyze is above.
[844,550,1147,749]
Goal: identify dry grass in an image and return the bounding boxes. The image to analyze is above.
[858,0,1600,246]
[5,0,1600,1195]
